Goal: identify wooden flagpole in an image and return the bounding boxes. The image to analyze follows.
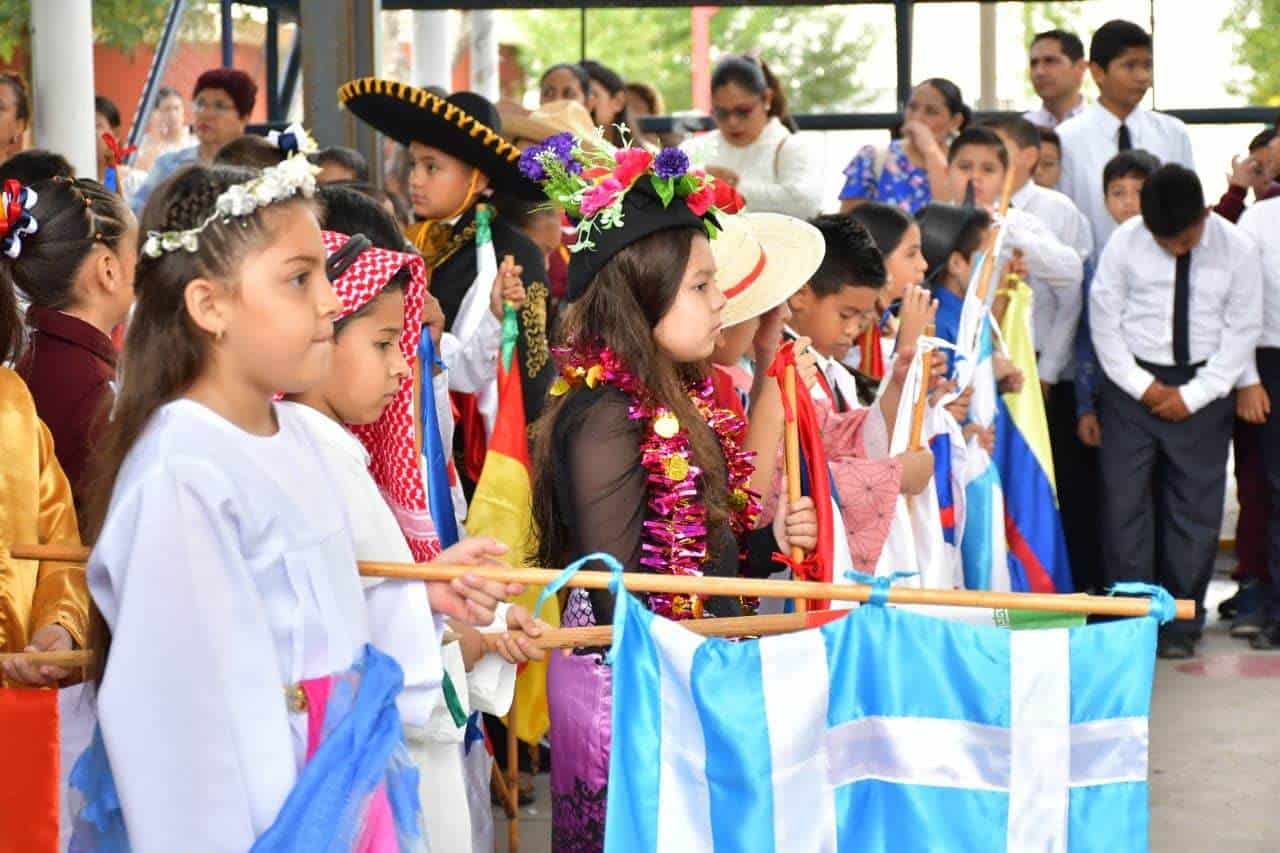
[781,362,807,614]
[6,544,1195,621]
[973,164,1018,304]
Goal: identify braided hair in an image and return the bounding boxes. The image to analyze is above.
[0,177,132,313]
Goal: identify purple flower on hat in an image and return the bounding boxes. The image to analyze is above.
[654,148,690,180]
[518,144,548,182]
[545,132,582,174]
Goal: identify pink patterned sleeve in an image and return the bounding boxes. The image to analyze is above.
[759,400,902,574]
[829,456,902,573]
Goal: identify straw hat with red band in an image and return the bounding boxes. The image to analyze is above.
[320,229,440,562]
[498,99,604,151]
[711,212,825,328]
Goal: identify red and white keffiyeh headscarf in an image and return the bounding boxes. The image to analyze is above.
[321,229,441,561]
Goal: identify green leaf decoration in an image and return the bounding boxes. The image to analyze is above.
[651,175,675,207]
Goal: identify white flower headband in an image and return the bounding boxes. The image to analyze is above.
[142,152,320,259]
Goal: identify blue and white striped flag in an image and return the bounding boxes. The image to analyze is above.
[604,588,1157,852]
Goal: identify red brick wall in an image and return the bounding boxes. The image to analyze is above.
[3,41,266,138]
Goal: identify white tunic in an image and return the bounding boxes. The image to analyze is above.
[88,400,370,852]
[281,402,445,729]
[681,117,822,219]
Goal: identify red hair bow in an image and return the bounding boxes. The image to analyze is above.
[1,178,25,238]
[102,132,137,166]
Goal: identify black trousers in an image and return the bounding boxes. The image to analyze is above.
[1047,381,1103,592]
[1256,349,1280,620]
[1098,363,1234,636]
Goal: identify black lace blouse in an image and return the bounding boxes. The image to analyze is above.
[549,386,781,625]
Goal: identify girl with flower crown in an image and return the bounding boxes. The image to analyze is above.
[522,135,819,851]
[70,158,515,850]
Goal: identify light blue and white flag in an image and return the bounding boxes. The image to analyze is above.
[602,567,1163,853]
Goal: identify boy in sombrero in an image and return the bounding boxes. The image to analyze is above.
[339,81,555,486]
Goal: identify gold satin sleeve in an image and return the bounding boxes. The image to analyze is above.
[29,417,89,649]
[0,368,88,654]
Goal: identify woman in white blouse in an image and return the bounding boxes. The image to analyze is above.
[681,55,822,219]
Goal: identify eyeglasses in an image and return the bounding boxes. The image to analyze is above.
[712,102,761,123]
[194,98,235,114]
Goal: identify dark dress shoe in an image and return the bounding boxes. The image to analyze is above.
[1249,621,1280,650]
[1156,635,1196,659]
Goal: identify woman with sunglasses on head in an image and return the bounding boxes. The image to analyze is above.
[680,54,821,219]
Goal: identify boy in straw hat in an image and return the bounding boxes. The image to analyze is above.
[711,212,936,585]
[339,80,555,485]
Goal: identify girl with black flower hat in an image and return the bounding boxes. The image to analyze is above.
[339,80,555,488]
[521,134,820,851]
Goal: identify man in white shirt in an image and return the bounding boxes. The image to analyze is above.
[984,115,1101,591]
[1090,165,1263,658]
[1024,29,1088,129]
[1057,20,1195,255]
[1235,197,1280,648]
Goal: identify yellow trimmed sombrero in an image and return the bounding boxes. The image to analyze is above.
[337,77,542,201]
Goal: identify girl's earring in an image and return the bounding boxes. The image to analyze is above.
[215,328,225,343]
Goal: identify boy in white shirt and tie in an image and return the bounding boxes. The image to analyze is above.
[1057,19,1194,255]
[1236,197,1280,648]
[1090,165,1262,658]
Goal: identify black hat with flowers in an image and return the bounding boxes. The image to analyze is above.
[338,77,542,201]
[518,133,745,301]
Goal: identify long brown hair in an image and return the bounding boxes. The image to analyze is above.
[531,226,729,569]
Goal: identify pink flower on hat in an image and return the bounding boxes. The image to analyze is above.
[686,184,715,217]
[581,178,624,217]
[613,148,654,187]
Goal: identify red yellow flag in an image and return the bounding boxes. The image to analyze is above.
[465,305,559,744]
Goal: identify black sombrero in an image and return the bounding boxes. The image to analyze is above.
[337,78,542,201]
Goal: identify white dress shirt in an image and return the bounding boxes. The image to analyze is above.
[682,118,822,219]
[998,206,1084,295]
[89,400,370,851]
[1011,180,1094,383]
[1023,99,1086,129]
[1057,102,1195,255]
[1089,213,1262,413]
[1236,196,1280,385]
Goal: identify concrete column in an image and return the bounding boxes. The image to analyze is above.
[978,1,998,110]
[412,10,453,91]
[29,0,97,177]
[300,0,382,174]
[468,9,499,101]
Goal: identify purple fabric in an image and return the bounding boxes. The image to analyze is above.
[562,588,597,628]
[548,649,612,852]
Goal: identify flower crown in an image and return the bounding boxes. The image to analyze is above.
[518,129,744,252]
[142,152,320,259]
[0,179,38,259]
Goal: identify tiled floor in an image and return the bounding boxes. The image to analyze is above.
[492,565,1280,853]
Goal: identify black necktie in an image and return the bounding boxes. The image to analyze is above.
[1118,123,1132,152]
[1173,252,1191,366]
[827,367,849,413]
